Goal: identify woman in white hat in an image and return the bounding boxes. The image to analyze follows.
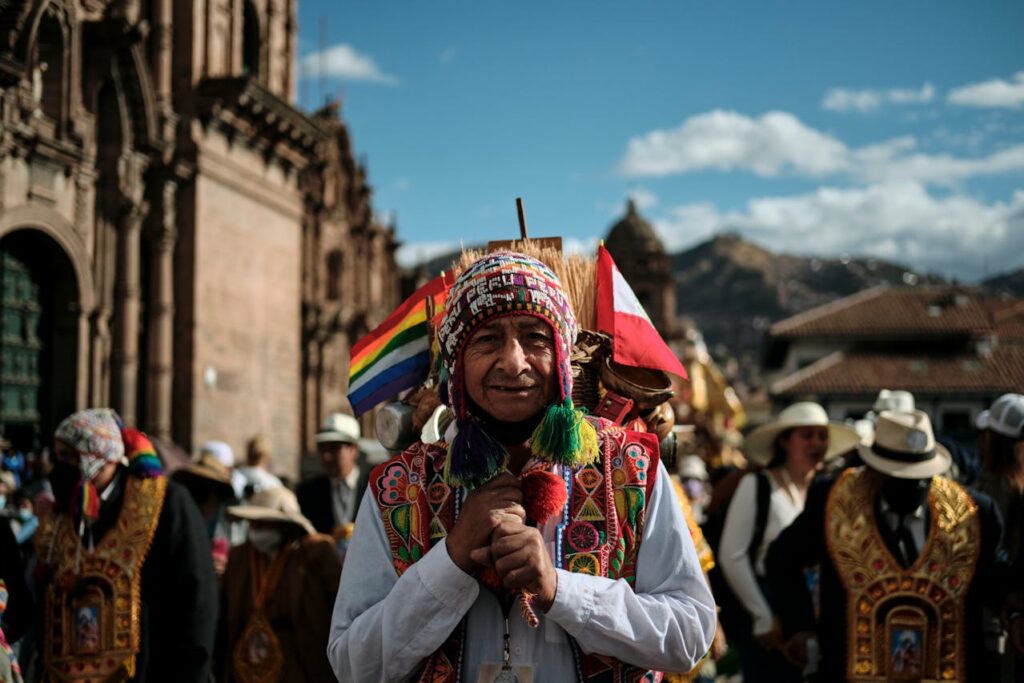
[717,402,860,682]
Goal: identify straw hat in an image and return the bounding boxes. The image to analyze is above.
[315,413,361,444]
[172,452,236,501]
[227,486,316,535]
[858,410,951,479]
[744,401,861,467]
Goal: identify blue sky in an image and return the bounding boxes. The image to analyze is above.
[295,1,1024,282]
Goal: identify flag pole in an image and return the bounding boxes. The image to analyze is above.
[516,197,529,240]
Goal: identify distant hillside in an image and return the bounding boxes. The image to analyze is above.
[983,268,1024,297]
[671,233,944,384]
[401,233,947,388]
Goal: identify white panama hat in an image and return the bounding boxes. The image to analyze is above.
[315,412,361,444]
[678,455,709,481]
[858,410,952,479]
[744,401,861,467]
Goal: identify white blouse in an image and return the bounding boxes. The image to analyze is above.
[718,470,806,636]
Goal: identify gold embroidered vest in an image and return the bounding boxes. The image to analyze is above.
[825,469,980,683]
[36,476,167,683]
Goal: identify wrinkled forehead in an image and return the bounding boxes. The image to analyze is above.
[470,314,553,337]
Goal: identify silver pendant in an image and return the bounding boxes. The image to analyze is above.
[493,670,520,683]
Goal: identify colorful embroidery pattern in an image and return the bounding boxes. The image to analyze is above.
[369,421,662,682]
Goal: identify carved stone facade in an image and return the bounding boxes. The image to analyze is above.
[0,0,397,476]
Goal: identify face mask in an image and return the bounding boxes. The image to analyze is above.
[682,479,706,502]
[0,495,6,509]
[249,527,283,554]
[17,507,34,522]
[49,461,82,512]
[881,477,930,516]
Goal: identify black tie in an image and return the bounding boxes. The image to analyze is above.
[894,514,918,566]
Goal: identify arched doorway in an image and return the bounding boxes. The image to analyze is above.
[0,229,80,451]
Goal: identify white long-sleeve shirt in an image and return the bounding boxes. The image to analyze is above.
[717,470,804,636]
[327,461,716,682]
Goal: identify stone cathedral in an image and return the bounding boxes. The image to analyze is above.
[0,0,399,476]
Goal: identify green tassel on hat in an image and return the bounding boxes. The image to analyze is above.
[530,397,599,467]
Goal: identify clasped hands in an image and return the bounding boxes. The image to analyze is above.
[445,473,558,612]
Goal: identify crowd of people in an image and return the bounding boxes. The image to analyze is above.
[0,409,365,683]
[0,248,1022,683]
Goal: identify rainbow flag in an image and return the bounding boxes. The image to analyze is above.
[347,272,452,416]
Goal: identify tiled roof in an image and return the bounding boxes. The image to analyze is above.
[772,347,1024,397]
[769,286,997,338]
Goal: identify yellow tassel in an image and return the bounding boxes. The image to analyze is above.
[578,417,600,465]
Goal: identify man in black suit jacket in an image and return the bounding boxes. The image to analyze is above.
[766,410,1008,682]
[297,413,369,537]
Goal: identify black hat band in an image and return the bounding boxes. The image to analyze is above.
[871,442,935,464]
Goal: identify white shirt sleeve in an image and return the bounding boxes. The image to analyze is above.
[718,472,774,636]
[545,461,717,672]
[327,491,480,682]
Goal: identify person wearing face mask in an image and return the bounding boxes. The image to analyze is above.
[716,402,861,682]
[32,408,217,683]
[766,409,1009,682]
[220,486,340,682]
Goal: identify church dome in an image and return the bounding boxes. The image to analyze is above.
[605,199,666,256]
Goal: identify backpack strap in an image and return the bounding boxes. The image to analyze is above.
[748,471,772,558]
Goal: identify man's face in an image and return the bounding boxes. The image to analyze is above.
[319,442,359,479]
[463,315,558,424]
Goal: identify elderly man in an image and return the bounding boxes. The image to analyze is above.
[297,413,367,538]
[35,408,217,682]
[328,251,715,682]
[766,410,1007,682]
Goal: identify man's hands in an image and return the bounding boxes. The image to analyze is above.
[445,473,559,611]
[470,519,559,612]
[446,474,525,574]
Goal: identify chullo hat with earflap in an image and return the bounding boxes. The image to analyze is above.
[437,250,599,488]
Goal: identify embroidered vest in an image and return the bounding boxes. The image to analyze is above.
[369,421,662,683]
[825,469,980,683]
[35,476,167,682]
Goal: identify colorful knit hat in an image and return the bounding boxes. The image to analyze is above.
[54,408,163,521]
[438,251,598,487]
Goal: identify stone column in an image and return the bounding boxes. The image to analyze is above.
[111,199,147,426]
[154,0,172,100]
[146,181,176,438]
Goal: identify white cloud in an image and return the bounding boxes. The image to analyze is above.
[627,188,658,210]
[299,44,398,85]
[562,236,601,257]
[653,183,1024,280]
[395,241,460,268]
[948,72,1024,109]
[619,110,1024,186]
[855,144,1024,186]
[822,83,934,113]
[620,110,849,178]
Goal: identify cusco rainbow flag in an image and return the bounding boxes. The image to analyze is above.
[347,272,453,416]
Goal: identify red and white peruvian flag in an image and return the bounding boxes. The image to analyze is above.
[596,244,688,380]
